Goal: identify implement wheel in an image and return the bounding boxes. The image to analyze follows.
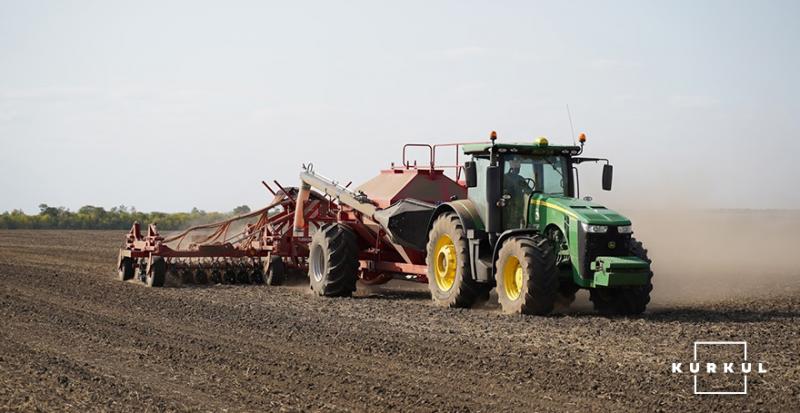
[589,238,653,315]
[425,212,486,308]
[308,223,359,297]
[494,235,558,315]
[266,257,286,286]
[146,256,166,287]
[118,257,134,281]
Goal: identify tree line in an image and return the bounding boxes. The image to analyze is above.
[0,204,252,230]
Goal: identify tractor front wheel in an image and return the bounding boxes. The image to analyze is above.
[589,238,653,315]
[425,213,486,308]
[308,223,359,297]
[494,235,558,315]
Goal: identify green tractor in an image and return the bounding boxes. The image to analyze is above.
[425,133,653,315]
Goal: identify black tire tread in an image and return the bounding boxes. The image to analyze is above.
[147,256,166,287]
[495,235,558,315]
[425,213,486,308]
[118,257,134,281]
[309,223,359,297]
[266,257,286,286]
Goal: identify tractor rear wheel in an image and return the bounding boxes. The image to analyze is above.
[118,257,134,281]
[266,256,286,286]
[494,235,558,315]
[308,223,359,297]
[425,213,486,308]
[146,256,166,287]
[589,238,653,315]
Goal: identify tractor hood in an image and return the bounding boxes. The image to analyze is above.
[531,195,631,226]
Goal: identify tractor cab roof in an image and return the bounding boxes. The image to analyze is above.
[462,141,582,157]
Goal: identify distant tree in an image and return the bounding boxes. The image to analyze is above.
[232,205,251,215]
[38,203,60,217]
[0,204,247,230]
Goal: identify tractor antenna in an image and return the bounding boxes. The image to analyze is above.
[567,104,576,145]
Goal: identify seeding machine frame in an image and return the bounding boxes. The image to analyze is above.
[117,143,473,288]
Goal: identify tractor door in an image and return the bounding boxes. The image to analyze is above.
[501,156,535,230]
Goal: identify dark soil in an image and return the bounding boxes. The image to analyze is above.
[1,230,798,412]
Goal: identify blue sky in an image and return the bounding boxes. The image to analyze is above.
[1,0,798,212]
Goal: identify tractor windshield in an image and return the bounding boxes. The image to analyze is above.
[503,155,568,196]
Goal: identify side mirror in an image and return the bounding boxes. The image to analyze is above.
[464,161,477,188]
[602,164,613,191]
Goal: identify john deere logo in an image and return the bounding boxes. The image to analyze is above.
[608,241,616,249]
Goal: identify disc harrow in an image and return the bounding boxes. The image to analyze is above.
[117,182,337,287]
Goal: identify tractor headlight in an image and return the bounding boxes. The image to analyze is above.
[581,223,608,233]
[617,225,633,234]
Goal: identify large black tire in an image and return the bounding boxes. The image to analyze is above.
[308,223,359,297]
[494,235,558,315]
[425,213,486,308]
[556,280,580,309]
[118,257,134,281]
[589,238,653,315]
[146,256,166,287]
[266,256,286,286]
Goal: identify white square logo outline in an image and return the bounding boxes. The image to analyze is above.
[693,341,748,395]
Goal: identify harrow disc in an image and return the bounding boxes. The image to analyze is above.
[251,270,264,284]
[237,269,251,284]
[210,270,222,284]
[194,269,208,284]
[223,269,237,284]
[180,269,194,285]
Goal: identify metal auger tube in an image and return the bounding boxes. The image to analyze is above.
[297,167,378,228]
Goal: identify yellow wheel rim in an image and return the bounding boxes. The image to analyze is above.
[433,234,456,291]
[503,256,524,300]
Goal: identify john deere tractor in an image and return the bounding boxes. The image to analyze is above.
[424,133,653,315]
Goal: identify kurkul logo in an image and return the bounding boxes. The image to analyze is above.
[671,341,767,395]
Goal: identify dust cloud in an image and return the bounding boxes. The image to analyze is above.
[626,209,800,306]
[356,209,800,310]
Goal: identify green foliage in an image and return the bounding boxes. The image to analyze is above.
[0,204,248,230]
[232,205,251,215]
